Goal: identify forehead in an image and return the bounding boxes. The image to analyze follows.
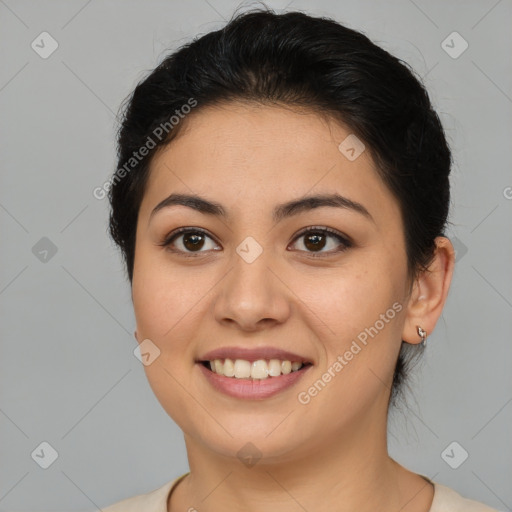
[140,102,399,226]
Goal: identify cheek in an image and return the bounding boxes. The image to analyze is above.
[132,247,197,338]
[131,253,205,430]
[307,267,379,332]
[298,266,404,421]
[306,259,404,363]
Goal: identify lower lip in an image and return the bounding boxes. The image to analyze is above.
[197,363,312,400]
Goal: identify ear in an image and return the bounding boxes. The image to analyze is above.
[134,330,141,344]
[402,236,455,344]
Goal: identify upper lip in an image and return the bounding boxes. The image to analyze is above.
[197,346,313,364]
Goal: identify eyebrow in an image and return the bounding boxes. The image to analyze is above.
[149,192,375,224]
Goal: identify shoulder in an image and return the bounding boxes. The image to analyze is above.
[431,482,501,512]
[101,474,187,512]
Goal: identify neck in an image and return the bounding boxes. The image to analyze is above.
[169,407,434,512]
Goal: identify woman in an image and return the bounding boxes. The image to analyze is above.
[103,7,498,512]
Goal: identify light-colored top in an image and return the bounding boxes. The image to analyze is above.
[101,472,500,512]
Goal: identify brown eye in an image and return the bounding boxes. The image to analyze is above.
[303,232,327,251]
[159,226,351,258]
[182,232,206,251]
[159,228,220,256]
[289,227,351,256]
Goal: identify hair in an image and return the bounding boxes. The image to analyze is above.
[108,6,452,409]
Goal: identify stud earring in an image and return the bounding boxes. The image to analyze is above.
[417,326,427,347]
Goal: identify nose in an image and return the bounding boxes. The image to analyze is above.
[213,249,291,332]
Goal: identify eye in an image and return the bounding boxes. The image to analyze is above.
[158,227,220,256]
[288,226,352,256]
[158,225,352,258]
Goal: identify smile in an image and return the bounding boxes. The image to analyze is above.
[203,358,310,379]
[197,359,313,400]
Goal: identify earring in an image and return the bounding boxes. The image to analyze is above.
[417,326,427,347]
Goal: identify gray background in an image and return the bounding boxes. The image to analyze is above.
[1,0,511,510]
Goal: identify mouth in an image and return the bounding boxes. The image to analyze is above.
[195,348,314,400]
[198,358,313,380]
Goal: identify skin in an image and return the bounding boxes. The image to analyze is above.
[131,101,455,512]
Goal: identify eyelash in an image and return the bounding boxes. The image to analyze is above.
[158,226,352,258]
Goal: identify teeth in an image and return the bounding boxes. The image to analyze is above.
[281,361,292,374]
[207,358,305,379]
[268,359,282,377]
[251,360,268,379]
[223,358,234,377]
[213,360,224,375]
[234,359,251,379]
[291,361,302,371]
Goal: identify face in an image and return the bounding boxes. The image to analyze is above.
[132,102,412,462]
